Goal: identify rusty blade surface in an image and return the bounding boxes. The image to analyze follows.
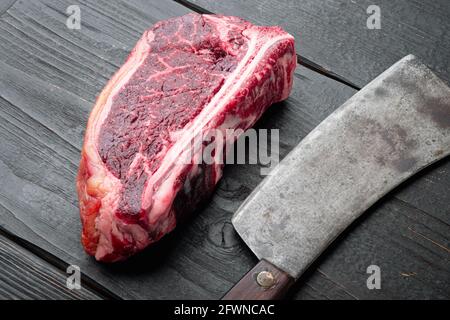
[232,55,450,279]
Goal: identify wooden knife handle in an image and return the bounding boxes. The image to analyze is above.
[222,259,295,300]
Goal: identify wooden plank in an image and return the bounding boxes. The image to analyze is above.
[297,198,450,300]
[0,0,360,299]
[0,232,101,299]
[189,0,450,87]
[0,0,448,300]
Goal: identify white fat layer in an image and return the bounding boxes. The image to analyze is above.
[279,52,296,100]
[94,187,120,259]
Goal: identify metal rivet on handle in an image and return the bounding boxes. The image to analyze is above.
[256,271,275,288]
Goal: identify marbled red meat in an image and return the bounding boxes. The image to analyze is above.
[77,13,296,261]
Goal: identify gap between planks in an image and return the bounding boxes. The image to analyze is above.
[0,225,121,299]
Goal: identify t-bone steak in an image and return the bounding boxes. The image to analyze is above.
[77,14,296,262]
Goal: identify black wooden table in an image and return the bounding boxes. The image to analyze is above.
[0,0,449,300]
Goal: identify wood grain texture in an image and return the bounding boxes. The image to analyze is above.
[0,233,101,299]
[222,260,294,300]
[189,0,450,87]
[0,0,16,16]
[0,0,448,300]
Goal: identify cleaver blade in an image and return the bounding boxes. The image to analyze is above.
[223,55,450,300]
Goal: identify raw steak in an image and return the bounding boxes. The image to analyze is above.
[77,14,296,262]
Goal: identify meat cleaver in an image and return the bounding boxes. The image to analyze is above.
[222,55,450,300]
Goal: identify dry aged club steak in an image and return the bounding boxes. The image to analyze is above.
[77,14,296,261]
